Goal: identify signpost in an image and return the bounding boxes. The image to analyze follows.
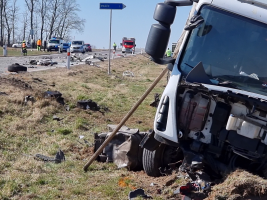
[100,3,126,75]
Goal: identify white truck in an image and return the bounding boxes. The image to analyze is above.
[142,0,267,178]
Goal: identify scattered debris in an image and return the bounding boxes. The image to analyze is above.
[77,99,100,111]
[123,70,134,77]
[34,149,65,164]
[95,56,105,61]
[71,54,81,62]
[150,93,160,107]
[52,115,61,121]
[0,92,8,95]
[65,104,70,111]
[81,55,95,61]
[24,95,35,105]
[44,91,65,105]
[32,77,43,82]
[30,60,37,65]
[37,59,58,66]
[94,125,146,170]
[128,188,152,200]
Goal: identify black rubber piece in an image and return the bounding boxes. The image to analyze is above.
[8,64,27,72]
[142,144,166,177]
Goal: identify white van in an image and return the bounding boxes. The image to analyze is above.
[47,37,64,52]
[70,41,85,53]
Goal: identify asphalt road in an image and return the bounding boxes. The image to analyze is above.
[0,48,144,75]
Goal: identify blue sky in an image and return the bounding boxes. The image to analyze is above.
[74,0,192,49]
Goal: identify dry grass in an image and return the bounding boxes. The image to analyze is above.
[206,169,267,200]
[1,54,266,200]
[0,54,168,199]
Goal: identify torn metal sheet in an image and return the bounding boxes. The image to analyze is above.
[123,70,134,77]
[81,55,95,61]
[113,133,145,171]
[94,125,145,170]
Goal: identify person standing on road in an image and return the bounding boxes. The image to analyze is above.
[113,42,117,51]
[22,40,27,56]
[37,39,41,51]
[165,48,172,57]
[43,40,47,51]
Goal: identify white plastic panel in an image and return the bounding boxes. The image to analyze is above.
[212,0,267,24]
[153,66,181,143]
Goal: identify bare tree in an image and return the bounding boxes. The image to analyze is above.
[0,0,4,46]
[10,0,19,44]
[48,0,60,39]
[37,0,48,43]
[25,0,36,47]
[22,11,28,41]
[3,0,12,46]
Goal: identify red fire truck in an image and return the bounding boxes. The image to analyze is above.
[121,37,136,53]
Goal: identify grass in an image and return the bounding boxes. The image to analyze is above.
[0,54,169,199]
[0,47,59,57]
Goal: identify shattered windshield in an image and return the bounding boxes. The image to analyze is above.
[179,5,267,95]
[124,42,133,45]
[72,41,83,45]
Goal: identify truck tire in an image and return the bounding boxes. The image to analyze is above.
[8,64,27,72]
[143,144,183,177]
[143,145,165,177]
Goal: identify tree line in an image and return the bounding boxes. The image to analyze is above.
[0,0,85,46]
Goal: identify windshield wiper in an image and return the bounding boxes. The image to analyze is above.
[184,63,194,68]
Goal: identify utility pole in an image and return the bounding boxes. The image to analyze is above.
[0,0,3,46]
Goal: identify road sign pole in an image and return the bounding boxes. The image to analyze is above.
[67,48,70,70]
[100,3,126,75]
[108,9,112,75]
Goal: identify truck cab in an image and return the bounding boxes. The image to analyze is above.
[142,0,267,178]
[121,37,136,53]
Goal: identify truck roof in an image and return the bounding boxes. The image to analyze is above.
[203,0,267,24]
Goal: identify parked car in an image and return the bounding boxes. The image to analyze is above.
[84,43,92,52]
[59,43,70,53]
[12,42,31,48]
[70,41,85,53]
[47,39,62,51]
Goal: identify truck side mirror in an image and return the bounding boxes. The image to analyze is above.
[120,43,122,46]
[145,1,192,64]
[145,3,176,59]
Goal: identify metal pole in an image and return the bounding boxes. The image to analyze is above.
[67,48,70,69]
[108,9,112,75]
[3,44,7,56]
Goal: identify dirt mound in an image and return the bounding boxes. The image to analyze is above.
[0,77,32,90]
[207,169,267,200]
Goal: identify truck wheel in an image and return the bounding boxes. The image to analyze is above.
[8,64,27,72]
[142,144,183,177]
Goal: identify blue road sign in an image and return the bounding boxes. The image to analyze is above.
[100,3,126,10]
